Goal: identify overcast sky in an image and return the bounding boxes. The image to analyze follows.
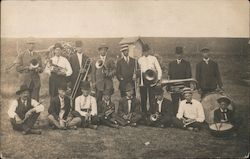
[1,0,249,38]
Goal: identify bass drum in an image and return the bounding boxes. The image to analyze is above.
[209,123,234,137]
[201,92,234,124]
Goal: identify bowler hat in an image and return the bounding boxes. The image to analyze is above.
[182,87,192,95]
[75,40,83,47]
[154,86,164,95]
[16,85,31,95]
[175,46,183,54]
[53,43,63,49]
[80,81,91,90]
[200,47,210,53]
[142,43,150,52]
[217,96,231,105]
[125,83,134,92]
[98,43,109,50]
[58,83,67,91]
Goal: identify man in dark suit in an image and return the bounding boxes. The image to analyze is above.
[168,46,192,115]
[116,45,136,97]
[196,47,223,98]
[16,40,43,101]
[48,84,79,130]
[68,40,90,109]
[117,83,143,127]
[91,43,115,104]
[148,87,174,127]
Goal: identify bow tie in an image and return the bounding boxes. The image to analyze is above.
[186,101,192,104]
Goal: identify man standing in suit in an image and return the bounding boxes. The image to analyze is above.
[168,46,192,115]
[138,43,162,114]
[196,47,223,98]
[148,87,174,128]
[69,40,90,109]
[48,84,79,130]
[116,45,136,97]
[16,40,43,101]
[117,83,143,127]
[92,43,115,104]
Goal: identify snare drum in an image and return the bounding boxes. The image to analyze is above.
[201,92,234,124]
[209,122,234,137]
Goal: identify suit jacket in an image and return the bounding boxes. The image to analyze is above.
[168,59,192,80]
[91,56,115,91]
[214,108,234,123]
[118,97,141,116]
[98,100,115,116]
[68,53,90,87]
[48,96,71,120]
[149,98,174,117]
[196,60,223,90]
[16,50,43,88]
[116,57,136,90]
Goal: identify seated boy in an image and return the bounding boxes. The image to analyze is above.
[48,84,79,130]
[172,87,205,131]
[71,81,98,129]
[117,83,143,127]
[8,85,44,135]
[148,86,174,128]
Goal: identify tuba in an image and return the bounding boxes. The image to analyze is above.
[161,78,198,93]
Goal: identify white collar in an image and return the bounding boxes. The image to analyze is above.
[177,59,182,64]
[220,108,228,113]
[157,99,163,104]
[100,55,106,60]
[203,58,210,63]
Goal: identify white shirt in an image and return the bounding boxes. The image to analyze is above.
[176,99,205,122]
[77,53,83,66]
[177,59,182,64]
[100,55,106,62]
[124,56,129,63]
[138,55,162,80]
[45,56,73,76]
[203,58,210,64]
[75,95,97,116]
[157,99,163,112]
[8,98,45,118]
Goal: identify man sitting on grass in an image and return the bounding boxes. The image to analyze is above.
[117,83,143,127]
[148,86,174,128]
[8,85,44,135]
[48,84,79,130]
[172,87,205,131]
[71,81,98,129]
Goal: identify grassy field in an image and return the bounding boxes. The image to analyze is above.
[0,38,249,158]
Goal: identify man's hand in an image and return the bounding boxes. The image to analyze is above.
[25,109,35,119]
[15,115,23,124]
[123,114,128,120]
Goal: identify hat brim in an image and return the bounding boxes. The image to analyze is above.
[120,47,129,52]
[217,96,231,104]
[16,88,31,95]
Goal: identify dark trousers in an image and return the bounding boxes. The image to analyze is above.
[172,117,203,130]
[171,93,184,116]
[140,86,155,113]
[200,89,216,99]
[29,80,40,102]
[149,115,173,127]
[10,112,40,132]
[96,89,103,104]
[71,110,98,127]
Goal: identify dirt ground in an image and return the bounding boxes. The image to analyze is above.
[0,39,249,158]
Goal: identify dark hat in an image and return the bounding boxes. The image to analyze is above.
[103,89,112,96]
[142,43,150,52]
[58,83,67,91]
[30,59,39,69]
[175,46,183,54]
[80,81,91,90]
[16,85,31,95]
[182,87,192,95]
[75,40,83,47]
[154,86,164,95]
[125,83,135,92]
[200,47,210,53]
[53,43,63,49]
[217,96,231,105]
[98,43,109,50]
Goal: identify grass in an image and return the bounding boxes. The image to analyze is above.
[0,38,249,158]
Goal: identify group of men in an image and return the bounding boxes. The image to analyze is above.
[8,39,233,135]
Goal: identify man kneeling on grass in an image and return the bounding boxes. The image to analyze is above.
[48,84,79,130]
[148,86,174,128]
[117,83,143,127]
[71,81,98,129]
[172,87,205,131]
[8,85,44,135]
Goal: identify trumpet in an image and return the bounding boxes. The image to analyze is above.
[150,112,161,122]
[95,59,104,69]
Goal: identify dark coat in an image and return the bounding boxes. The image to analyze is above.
[149,98,174,117]
[48,96,71,120]
[196,60,223,90]
[168,59,192,80]
[118,97,141,116]
[214,108,234,123]
[16,50,43,88]
[98,100,115,115]
[116,57,136,91]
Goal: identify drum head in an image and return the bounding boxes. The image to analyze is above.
[209,123,233,131]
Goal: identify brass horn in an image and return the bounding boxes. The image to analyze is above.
[150,112,160,122]
[95,59,104,69]
[143,69,158,86]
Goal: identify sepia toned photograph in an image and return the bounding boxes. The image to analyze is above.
[0,0,249,158]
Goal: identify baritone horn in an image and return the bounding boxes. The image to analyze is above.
[150,112,160,122]
[143,69,158,87]
[95,59,104,69]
